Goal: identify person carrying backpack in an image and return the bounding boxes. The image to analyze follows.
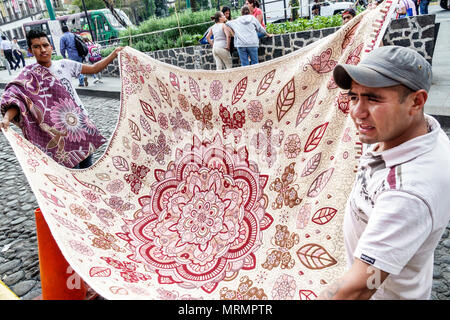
[83,37,103,84]
[60,25,88,87]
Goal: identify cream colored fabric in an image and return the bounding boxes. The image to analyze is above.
[2,2,397,300]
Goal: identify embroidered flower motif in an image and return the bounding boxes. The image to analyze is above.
[127,135,273,293]
[247,100,264,122]
[157,113,169,130]
[209,80,223,100]
[272,274,297,300]
[284,134,302,159]
[106,179,125,194]
[50,98,87,143]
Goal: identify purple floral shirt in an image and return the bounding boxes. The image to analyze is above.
[0,63,106,168]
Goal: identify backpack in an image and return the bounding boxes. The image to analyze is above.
[87,43,102,63]
[74,34,89,59]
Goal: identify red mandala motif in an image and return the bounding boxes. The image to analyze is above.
[127,134,273,293]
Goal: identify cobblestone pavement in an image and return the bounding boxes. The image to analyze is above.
[0,90,449,300]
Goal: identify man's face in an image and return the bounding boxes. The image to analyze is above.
[29,37,52,66]
[342,13,353,24]
[348,82,415,151]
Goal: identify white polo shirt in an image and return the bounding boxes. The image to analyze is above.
[344,114,450,300]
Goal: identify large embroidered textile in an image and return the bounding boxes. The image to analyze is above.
[2,2,397,299]
[0,63,106,167]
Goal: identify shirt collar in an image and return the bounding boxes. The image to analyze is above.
[365,114,441,167]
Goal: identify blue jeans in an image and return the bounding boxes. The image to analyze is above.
[419,0,429,14]
[237,47,259,66]
[72,56,85,85]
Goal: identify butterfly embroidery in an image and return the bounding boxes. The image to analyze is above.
[169,107,191,133]
[251,119,284,168]
[262,224,299,270]
[104,195,134,215]
[124,162,150,195]
[342,21,361,49]
[192,103,213,130]
[307,48,337,74]
[270,162,302,209]
[219,104,245,142]
[143,131,171,165]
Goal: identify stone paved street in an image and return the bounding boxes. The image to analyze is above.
[0,90,449,300]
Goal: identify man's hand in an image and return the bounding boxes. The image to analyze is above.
[112,46,124,59]
[0,118,10,131]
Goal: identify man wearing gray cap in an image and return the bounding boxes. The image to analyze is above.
[318,46,450,299]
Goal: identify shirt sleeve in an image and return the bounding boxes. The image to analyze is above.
[64,59,83,78]
[353,190,432,275]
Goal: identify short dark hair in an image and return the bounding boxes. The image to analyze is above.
[26,29,50,49]
[398,85,415,103]
[241,5,251,15]
[342,8,356,17]
[62,25,69,33]
[1,35,6,40]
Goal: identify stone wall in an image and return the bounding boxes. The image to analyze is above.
[103,14,436,77]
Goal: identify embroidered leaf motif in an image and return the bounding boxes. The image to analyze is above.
[157,78,172,107]
[307,167,334,198]
[276,77,296,121]
[311,207,338,225]
[128,119,141,141]
[346,43,364,65]
[299,290,317,300]
[189,77,201,101]
[112,156,129,172]
[169,72,180,91]
[256,69,275,96]
[301,152,322,177]
[231,76,248,105]
[45,174,78,196]
[148,84,161,107]
[140,99,156,122]
[296,244,337,270]
[140,115,152,135]
[95,173,111,181]
[89,267,111,278]
[296,89,319,127]
[304,122,329,152]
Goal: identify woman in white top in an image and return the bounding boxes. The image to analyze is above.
[206,11,233,70]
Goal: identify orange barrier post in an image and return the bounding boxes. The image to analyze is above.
[35,208,87,300]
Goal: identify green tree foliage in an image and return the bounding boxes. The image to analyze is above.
[72,0,105,11]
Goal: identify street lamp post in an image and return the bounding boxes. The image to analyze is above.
[44,0,56,20]
[80,0,95,41]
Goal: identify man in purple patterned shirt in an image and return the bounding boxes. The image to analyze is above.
[0,30,123,169]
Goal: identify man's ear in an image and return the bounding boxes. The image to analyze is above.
[410,89,428,115]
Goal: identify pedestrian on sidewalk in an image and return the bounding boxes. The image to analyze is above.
[1,36,17,71]
[12,38,25,69]
[0,30,123,169]
[419,0,430,14]
[226,5,272,67]
[60,25,88,87]
[206,11,233,70]
[83,37,103,84]
[318,46,450,300]
[245,0,266,38]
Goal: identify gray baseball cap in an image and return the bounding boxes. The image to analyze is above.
[333,45,432,92]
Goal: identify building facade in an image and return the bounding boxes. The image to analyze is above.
[0,0,55,41]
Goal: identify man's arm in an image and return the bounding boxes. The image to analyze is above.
[0,106,19,131]
[81,46,124,75]
[318,259,389,300]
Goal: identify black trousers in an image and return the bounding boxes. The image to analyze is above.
[13,50,25,68]
[3,49,17,70]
